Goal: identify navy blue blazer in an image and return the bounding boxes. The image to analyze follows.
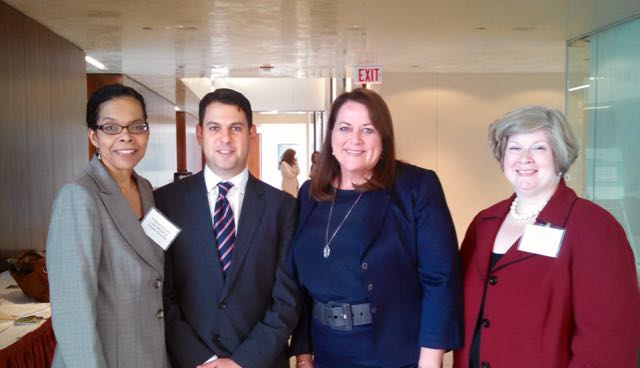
[155,172,300,368]
[290,162,463,366]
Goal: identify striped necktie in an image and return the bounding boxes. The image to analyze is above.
[213,181,236,279]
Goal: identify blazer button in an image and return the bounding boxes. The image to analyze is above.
[156,309,164,319]
[481,318,490,328]
[361,262,368,270]
[367,283,373,291]
[370,306,377,314]
[214,334,221,342]
[155,279,162,288]
[488,275,497,286]
[480,362,491,368]
[219,303,227,309]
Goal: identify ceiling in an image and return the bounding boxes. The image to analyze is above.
[5,0,638,103]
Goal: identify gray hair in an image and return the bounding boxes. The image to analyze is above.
[488,106,579,175]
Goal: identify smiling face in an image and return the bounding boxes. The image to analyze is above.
[88,96,149,177]
[331,101,382,187]
[197,102,255,179]
[503,129,560,200]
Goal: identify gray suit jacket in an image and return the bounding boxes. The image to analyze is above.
[46,157,170,368]
[155,172,300,368]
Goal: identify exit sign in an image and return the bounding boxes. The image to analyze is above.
[353,65,383,84]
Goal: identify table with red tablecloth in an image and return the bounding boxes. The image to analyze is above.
[0,271,55,368]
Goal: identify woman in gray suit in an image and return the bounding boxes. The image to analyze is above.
[46,84,170,367]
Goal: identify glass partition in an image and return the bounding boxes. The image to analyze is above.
[566,17,640,278]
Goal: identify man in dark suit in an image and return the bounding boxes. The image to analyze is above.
[154,88,300,368]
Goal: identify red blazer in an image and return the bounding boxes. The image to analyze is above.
[454,181,640,368]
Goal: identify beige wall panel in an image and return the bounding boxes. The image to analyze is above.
[1,5,31,250]
[61,40,87,178]
[49,35,86,194]
[24,18,54,249]
[437,73,565,241]
[373,73,439,169]
[377,72,564,243]
[0,2,86,252]
[0,3,14,251]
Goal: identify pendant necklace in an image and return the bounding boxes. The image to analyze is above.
[323,191,364,258]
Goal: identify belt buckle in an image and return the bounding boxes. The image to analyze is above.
[326,301,352,331]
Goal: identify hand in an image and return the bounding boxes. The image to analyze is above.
[198,358,241,368]
[418,347,444,368]
[295,353,314,368]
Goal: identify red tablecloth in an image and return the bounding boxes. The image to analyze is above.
[0,319,56,368]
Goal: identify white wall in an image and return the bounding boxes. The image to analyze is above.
[214,78,326,111]
[374,72,565,242]
[257,123,309,191]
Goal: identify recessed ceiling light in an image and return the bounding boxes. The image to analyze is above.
[513,25,535,31]
[167,25,198,31]
[85,56,107,70]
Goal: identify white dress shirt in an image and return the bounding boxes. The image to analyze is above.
[203,165,249,232]
[202,165,249,364]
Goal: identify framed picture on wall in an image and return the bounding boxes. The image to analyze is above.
[277,144,298,170]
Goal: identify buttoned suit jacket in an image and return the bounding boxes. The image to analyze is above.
[154,171,300,368]
[46,156,169,368]
[290,162,463,367]
[453,180,640,368]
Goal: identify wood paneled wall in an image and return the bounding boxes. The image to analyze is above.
[0,2,86,252]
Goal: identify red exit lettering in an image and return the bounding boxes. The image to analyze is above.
[355,66,382,84]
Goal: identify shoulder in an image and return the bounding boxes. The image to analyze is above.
[54,172,97,203]
[394,161,443,196]
[395,162,439,184]
[571,197,626,233]
[154,172,201,199]
[252,176,296,206]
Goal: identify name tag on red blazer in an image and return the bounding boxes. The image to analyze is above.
[518,223,565,258]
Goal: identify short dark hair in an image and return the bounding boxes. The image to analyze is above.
[311,88,396,201]
[199,88,252,127]
[86,84,147,129]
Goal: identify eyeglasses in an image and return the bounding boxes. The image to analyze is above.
[95,122,149,135]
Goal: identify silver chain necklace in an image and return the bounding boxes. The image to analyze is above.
[323,191,364,258]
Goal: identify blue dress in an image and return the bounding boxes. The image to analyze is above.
[292,189,381,367]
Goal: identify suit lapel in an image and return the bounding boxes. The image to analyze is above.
[485,181,578,273]
[359,188,392,256]
[184,172,225,289]
[88,157,163,274]
[290,187,318,248]
[221,175,264,298]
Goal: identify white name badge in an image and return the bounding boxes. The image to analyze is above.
[518,223,565,258]
[141,207,181,250]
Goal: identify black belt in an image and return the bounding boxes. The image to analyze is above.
[312,300,373,331]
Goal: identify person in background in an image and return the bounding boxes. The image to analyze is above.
[46,84,170,367]
[309,150,320,178]
[454,106,640,368]
[290,88,462,368]
[280,148,300,197]
[155,88,300,368]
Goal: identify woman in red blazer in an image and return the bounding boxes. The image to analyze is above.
[454,106,640,368]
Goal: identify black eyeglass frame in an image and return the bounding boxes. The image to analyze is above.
[94,122,149,135]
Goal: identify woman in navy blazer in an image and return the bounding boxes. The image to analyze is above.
[454,106,640,368]
[290,88,462,368]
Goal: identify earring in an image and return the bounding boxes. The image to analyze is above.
[96,150,101,160]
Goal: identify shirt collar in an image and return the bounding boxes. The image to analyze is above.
[204,165,249,194]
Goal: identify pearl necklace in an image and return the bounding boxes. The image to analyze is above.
[509,196,548,221]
